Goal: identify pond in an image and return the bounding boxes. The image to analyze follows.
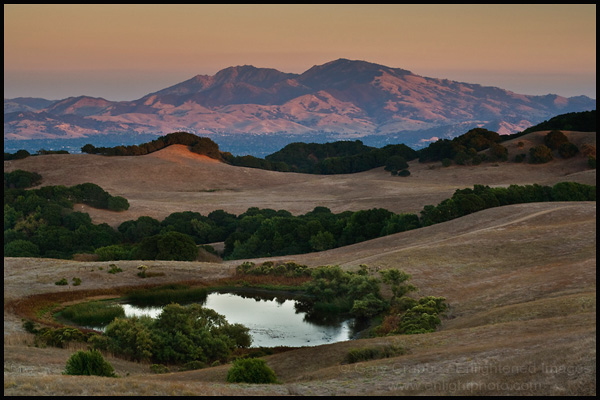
[97,290,363,348]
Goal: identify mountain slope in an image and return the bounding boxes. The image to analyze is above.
[4,59,596,143]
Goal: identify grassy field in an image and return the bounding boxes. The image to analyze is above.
[4,131,596,395]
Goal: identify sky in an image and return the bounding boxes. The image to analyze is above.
[4,4,596,101]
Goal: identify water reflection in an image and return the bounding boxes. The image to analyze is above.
[121,290,360,348]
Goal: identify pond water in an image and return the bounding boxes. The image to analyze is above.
[119,290,360,348]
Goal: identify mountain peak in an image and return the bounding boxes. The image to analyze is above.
[300,58,411,88]
[213,65,297,88]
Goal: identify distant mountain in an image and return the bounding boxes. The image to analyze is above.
[4,59,596,146]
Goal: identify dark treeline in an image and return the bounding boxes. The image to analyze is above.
[4,149,69,161]
[4,170,595,261]
[80,131,223,160]
[4,175,128,259]
[505,110,596,140]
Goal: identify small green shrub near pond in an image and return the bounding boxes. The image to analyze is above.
[63,349,117,377]
[226,358,278,384]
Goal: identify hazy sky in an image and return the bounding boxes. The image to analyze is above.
[4,4,596,101]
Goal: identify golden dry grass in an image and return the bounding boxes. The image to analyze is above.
[4,131,596,395]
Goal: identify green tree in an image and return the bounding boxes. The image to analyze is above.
[107,196,129,211]
[135,231,198,261]
[384,155,409,173]
[4,239,40,257]
[151,304,250,364]
[309,231,336,252]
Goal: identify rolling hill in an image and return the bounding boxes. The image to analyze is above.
[3,130,596,395]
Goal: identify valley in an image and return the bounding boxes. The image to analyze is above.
[3,130,596,395]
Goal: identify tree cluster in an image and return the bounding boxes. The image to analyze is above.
[91,303,251,365]
[4,170,595,261]
[82,131,223,160]
[4,170,42,189]
[516,110,596,137]
[4,181,128,259]
[417,128,507,165]
[419,182,595,226]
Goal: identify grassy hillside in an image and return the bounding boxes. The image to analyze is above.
[4,201,595,395]
[3,128,596,396]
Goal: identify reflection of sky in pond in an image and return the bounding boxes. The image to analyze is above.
[122,304,163,319]
[204,292,354,347]
[122,292,355,348]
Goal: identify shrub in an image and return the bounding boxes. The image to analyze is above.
[529,145,553,164]
[226,358,278,384]
[63,349,117,377]
[55,278,68,286]
[558,142,579,159]
[544,130,569,150]
[398,169,410,177]
[179,360,207,371]
[107,264,123,274]
[345,344,406,364]
[514,153,526,163]
[150,364,170,374]
[38,327,86,348]
[103,316,154,361]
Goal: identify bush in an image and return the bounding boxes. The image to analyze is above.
[544,130,569,150]
[558,142,579,159]
[226,358,278,384]
[63,349,117,377]
[150,364,170,374]
[529,145,553,164]
[514,153,526,163]
[345,345,406,364]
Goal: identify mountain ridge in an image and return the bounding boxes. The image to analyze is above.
[4,58,596,143]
